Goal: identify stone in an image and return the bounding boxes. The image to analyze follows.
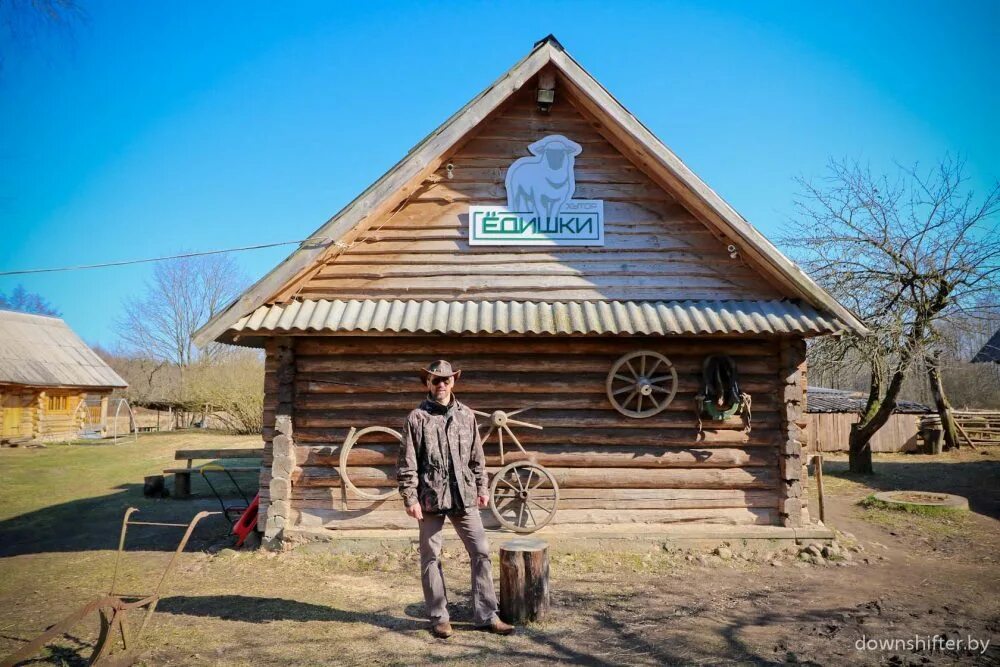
[270,500,291,518]
[272,454,296,478]
[275,415,293,436]
[269,477,291,500]
[272,435,294,458]
[715,546,733,560]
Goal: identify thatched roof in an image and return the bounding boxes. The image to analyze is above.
[0,309,127,389]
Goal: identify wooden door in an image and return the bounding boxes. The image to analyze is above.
[2,406,22,437]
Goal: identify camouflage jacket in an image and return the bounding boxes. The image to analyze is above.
[397,396,488,513]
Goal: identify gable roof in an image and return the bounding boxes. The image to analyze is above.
[194,35,867,346]
[0,309,127,389]
[971,329,1000,363]
[807,387,930,414]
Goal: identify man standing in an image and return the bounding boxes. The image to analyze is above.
[397,360,515,639]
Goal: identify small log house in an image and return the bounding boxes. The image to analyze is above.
[0,309,127,442]
[195,36,868,541]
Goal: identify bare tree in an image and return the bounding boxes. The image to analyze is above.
[186,347,265,435]
[117,254,247,367]
[785,156,1000,473]
[0,284,61,316]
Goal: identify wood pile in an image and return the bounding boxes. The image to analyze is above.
[919,411,1000,447]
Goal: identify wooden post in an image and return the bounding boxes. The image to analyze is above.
[811,454,825,523]
[173,471,191,499]
[99,395,109,437]
[499,538,550,624]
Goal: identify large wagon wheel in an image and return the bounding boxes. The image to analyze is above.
[606,350,678,418]
[338,425,401,501]
[489,462,559,533]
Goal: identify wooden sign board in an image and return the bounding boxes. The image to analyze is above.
[469,134,605,246]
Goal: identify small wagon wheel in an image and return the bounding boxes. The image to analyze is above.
[606,350,678,418]
[489,462,559,533]
[339,425,401,501]
[470,407,543,466]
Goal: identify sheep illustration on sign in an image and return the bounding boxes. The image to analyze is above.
[468,134,605,246]
[506,135,582,218]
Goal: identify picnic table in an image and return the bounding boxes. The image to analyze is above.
[165,447,263,498]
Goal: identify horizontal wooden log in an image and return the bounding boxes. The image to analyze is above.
[302,275,749,293]
[453,137,627,160]
[293,506,777,529]
[295,409,758,431]
[295,288,777,302]
[281,489,779,511]
[382,198,677,223]
[294,354,777,376]
[288,426,775,447]
[330,250,728,267]
[270,486,773,501]
[291,373,779,397]
[291,465,776,490]
[288,390,780,412]
[358,222,710,241]
[288,444,775,468]
[293,337,778,357]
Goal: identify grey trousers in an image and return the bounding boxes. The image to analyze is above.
[418,507,498,626]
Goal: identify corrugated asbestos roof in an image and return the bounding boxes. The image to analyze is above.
[807,387,929,414]
[226,299,848,339]
[0,309,128,388]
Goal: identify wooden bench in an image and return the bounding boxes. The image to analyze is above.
[166,447,263,499]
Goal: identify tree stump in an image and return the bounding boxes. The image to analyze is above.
[143,474,167,498]
[499,538,549,624]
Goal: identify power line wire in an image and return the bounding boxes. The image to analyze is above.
[0,238,330,277]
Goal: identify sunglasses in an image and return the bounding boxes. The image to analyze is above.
[429,376,453,385]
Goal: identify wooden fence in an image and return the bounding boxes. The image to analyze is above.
[808,412,921,453]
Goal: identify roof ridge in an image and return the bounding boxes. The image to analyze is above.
[0,307,64,322]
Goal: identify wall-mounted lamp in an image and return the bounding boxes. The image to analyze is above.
[727,244,740,259]
[445,163,454,180]
[537,71,556,113]
[536,87,555,112]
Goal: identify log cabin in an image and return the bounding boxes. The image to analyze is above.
[0,309,127,442]
[194,36,868,542]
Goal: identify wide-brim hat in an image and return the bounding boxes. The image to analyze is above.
[419,359,462,381]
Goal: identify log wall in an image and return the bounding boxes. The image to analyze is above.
[0,386,97,441]
[260,335,797,531]
[0,386,36,439]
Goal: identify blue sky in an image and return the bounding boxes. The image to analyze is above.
[1,0,997,346]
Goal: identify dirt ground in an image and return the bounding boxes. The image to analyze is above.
[0,433,998,666]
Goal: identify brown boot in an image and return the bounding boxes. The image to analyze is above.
[430,621,453,639]
[478,616,515,635]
